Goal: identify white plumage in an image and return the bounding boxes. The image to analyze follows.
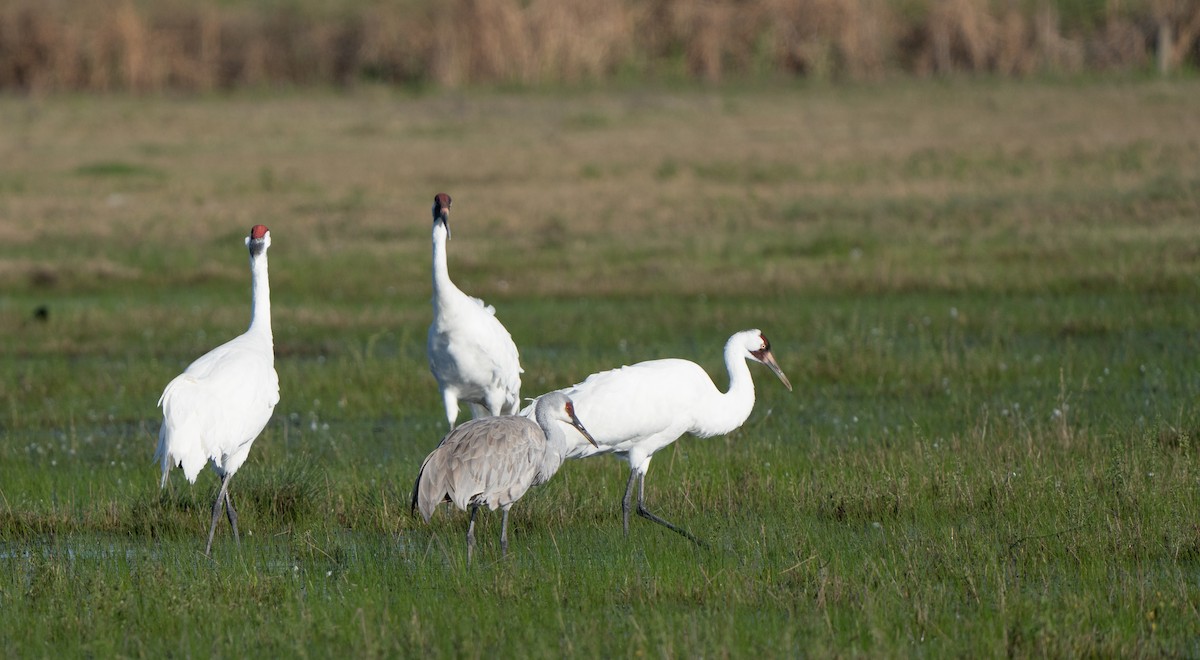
[524,329,792,544]
[155,224,280,556]
[411,391,596,563]
[426,192,523,429]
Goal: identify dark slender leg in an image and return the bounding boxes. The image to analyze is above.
[466,504,479,565]
[500,508,510,557]
[224,489,240,546]
[205,474,232,556]
[635,472,706,547]
[623,469,637,536]
[470,402,492,419]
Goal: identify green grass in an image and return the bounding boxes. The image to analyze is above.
[2,78,1200,655]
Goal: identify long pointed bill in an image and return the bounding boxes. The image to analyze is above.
[438,210,451,240]
[759,349,793,392]
[566,403,599,447]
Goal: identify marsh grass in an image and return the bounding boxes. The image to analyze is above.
[1,80,1200,654]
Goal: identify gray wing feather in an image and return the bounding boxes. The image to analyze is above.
[412,416,544,521]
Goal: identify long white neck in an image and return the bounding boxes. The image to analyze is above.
[246,249,272,344]
[431,221,463,310]
[693,336,756,437]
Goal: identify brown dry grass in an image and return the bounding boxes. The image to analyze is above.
[3,80,1199,301]
[0,1,1198,92]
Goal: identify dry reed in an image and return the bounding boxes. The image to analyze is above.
[0,0,1196,92]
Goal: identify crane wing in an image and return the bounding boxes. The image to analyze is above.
[467,295,495,314]
[524,359,715,458]
[156,335,279,484]
[427,298,523,411]
[412,416,542,520]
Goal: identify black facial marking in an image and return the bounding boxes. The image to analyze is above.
[751,334,771,360]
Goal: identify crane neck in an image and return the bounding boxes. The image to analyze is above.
[723,334,755,395]
[696,335,757,437]
[246,249,273,343]
[430,221,460,307]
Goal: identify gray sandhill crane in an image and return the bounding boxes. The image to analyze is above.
[155,224,280,556]
[426,192,523,429]
[411,392,597,563]
[523,330,792,545]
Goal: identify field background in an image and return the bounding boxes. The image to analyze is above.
[2,23,1200,657]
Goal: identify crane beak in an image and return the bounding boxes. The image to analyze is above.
[246,234,269,257]
[437,209,451,240]
[758,349,793,392]
[566,404,598,447]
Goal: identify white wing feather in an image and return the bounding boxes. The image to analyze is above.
[428,293,523,413]
[156,334,279,485]
[523,359,717,460]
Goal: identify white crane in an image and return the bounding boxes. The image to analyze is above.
[410,392,597,563]
[525,329,792,545]
[426,192,523,429]
[155,224,280,556]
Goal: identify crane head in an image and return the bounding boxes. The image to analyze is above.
[537,392,598,447]
[747,331,793,392]
[246,224,271,256]
[432,192,452,239]
[564,399,599,447]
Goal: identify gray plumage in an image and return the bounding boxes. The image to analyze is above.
[410,391,596,562]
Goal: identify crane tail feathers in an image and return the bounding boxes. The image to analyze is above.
[409,465,424,518]
[412,452,448,523]
[156,421,207,486]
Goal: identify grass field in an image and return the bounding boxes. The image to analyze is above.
[2,77,1200,656]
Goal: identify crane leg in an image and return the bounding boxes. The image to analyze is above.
[442,389,460,429]
[466,504,479,564]
[205,474,233,556]
[224,489,241,546]
[469,401,491,420]
[500,508,509,557]
[635,472,706,548]
[622,469,637,536]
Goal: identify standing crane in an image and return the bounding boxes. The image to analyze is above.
[411,392,597,563]
[525,330,792,545]
[426,192,523,429]
[155,224,280,556]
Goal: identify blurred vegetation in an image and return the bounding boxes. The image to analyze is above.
[1,0,1199,92]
